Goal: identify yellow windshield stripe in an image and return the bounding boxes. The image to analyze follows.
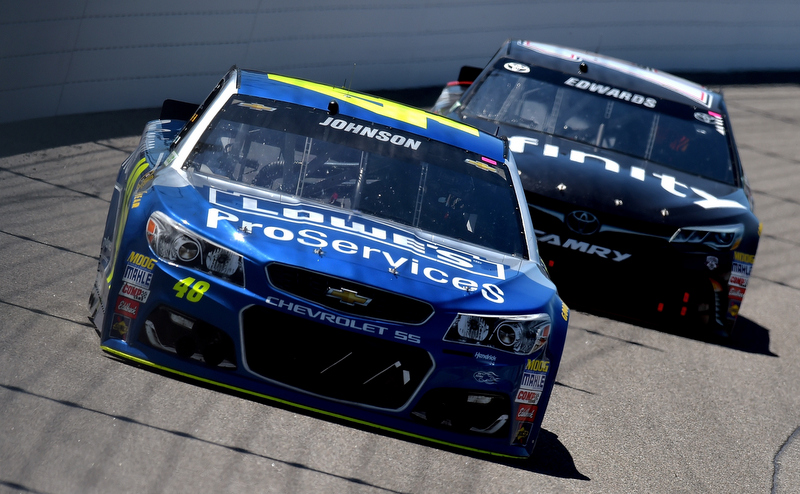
[269,74,479,137]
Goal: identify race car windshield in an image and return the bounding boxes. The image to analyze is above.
[184,95,527,257]
[460,61,737,185]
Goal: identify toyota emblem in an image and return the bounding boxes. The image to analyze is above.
[565,210,600,235]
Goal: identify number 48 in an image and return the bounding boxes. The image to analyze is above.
[173,277,210,302]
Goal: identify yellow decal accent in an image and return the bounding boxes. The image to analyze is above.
[173,277,211,302]
[465,159,497,173]
[107,158,151,284]
[561,302,569,321]
[101,345,524,459]
[526,359,550,372]
[758,222,763,236]
[269,74,479,137]
[734,252,755,264]
[128,251,157,270]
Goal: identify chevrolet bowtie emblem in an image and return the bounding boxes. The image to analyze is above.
[326,287,371,306]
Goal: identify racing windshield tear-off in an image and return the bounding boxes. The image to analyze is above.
[184,96,527,257]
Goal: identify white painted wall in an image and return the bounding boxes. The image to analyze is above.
[2,0,799,123]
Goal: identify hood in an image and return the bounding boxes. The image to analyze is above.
[150,171,554,312]
[468,123,751,229]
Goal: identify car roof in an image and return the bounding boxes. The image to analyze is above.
[502,40,725,112]
[236,68,507,162]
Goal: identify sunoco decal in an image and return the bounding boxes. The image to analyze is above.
[512,422,533,446]
[208,188,509,304]
[110,313,131,339]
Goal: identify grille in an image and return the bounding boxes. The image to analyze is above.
[266,262,434,325]
[242,305,434,409]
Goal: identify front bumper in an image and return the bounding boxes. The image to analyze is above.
[97,256,562,458]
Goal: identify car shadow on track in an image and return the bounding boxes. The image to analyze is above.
[101,351,590,481]
[567,297,776,357]
[638,315,775,357]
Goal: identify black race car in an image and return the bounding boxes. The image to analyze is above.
[434,40,761,335]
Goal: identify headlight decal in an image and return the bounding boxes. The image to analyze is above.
[444,313,551,355]
[146,211,245,286]
[669,224,744,250]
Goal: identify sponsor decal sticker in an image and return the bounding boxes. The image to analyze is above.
[729,286,746,300]
[526,359,550,372]
[132,192,144,209]
[120,282,150,303]
[729,275,748,288]
[510,138,747,210]
[473,371,501,385]
[208,188,509,304]
[110,313,131,339]
[122,264,153,289]
[728,302,740,319]
[512,422,533,446]
[516,404,538,422]
[731,262,752,277]
[127,251,157,270]
[515,388,542,405]
[475,351,497,363]
[115,296,139,319]
[121,251,157,289]
[520,371,547,392]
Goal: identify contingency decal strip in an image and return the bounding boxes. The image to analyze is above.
[107,158,151,284]
[101,345,522,459]
[268,74,480,137]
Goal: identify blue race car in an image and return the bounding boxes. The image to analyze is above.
[88,67,569,458]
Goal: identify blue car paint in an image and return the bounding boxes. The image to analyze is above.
[89,68,569,458]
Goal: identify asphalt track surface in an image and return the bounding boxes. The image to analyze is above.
[1,84,799,494]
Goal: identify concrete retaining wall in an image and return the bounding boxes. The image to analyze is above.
[3,0,799,123]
